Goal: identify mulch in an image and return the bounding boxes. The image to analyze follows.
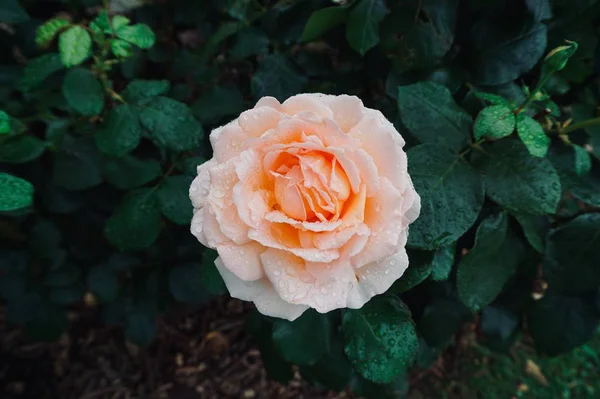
[0,297,358,399]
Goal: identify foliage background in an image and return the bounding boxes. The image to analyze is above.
[1,0,600,396]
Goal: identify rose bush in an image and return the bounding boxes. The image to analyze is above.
[189,94,420,319]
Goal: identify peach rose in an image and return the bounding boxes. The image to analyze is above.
[189,94,420,321]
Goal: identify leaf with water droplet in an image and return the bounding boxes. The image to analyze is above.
[343,295,418,383]
[516,113,549,157]
[474,104,516,140]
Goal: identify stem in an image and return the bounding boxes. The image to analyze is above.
[559,117,600,135]
[515,74,552,114]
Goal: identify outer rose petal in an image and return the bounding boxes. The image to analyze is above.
[346,245,409,309]
[215,257,308,321]
[325,95,365,132]
[238,106,284,138]
[199,207,229,248]
[261,249,351,313]
[282,95,334,119]
[189,158,216,208]
[216,241,266,281]
[254,96,281,110]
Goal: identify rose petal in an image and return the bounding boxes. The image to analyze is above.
[239,106,284,138]
[215,257,308,321]
[249,227,340,262]
[351,178,405,268]
[261,249,350,313]
[255,96,281,110]
[190,159,216,209]
[211,123,246,162]
[325,95,365,132]
[282,94,334,119]
[200,207,229,248]
[216,241,266,281]
[265,210,342,232]
[346,245,409,309]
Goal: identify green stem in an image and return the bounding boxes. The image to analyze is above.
[515,74,552,114]
[559,117,600,135]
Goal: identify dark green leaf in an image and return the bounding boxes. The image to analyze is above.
[474,105,516,140]
[191,85,245,124]
[200,250,227,296]
[343,296,418,383]
[49,284,84,305]
[53,137,102,191]
[475,140,561,214]
[528,293,599,356]
[299,340,352,391]
[407,144,484,249]
[418,298,469,347]
[346,0,388,55]
[225,0,263,22]
[62,68,104,116]
[230,27,269,58]
[122,79,170,105]
[58,26,92,67]
[139,96,204,151]
[390,250,434,293]
[95,104,142,156]
[512,212,547,253]
[273,310,333,365]
[398,82,471,151]
[29,219,61,259]
[549,145,600,207]
[251,54,307,101]
[480,306,519,352]
[544,213,600,294]
[0,135,46,163]
[19,53,64,91]
[0,0,29,23]
[0,111,10,134]
[457,212,524,313]
[430,244,455,281]
[44,264,79,287]
[111,39,133,57]
[156,175,193,225]
[199,22,240,63]
[169,262,211,304]
[573,144,592,175]
[104,188,162,251]
[87,266,119,302]
[473,92,510,106]
[0,172,33,211]
[125,312,156,345]
[102,155,161,190]
[301,6,347,43]
[516,113,550,157]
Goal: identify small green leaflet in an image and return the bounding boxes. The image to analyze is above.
[573,145,591,175]
[516,113,550,157]
[122,79,170,105]
[346,0,388,55]
[301,6,347,43]
[62,68,104,116]
[156,175,194,225]
[35,18,70,48]
[474,105,515,140]
[58,26,92,67]
[95,104,142,156]
[0,173,34,211]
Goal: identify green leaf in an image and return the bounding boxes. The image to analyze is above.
[105,188,162,251]
[0,173,33,211]
[116,24,155,49]
[544,213,600,294]
[251,54,307,102]
[418,298,469,347]
[176,156,206,176]
[122,79,170,105]
[391,250,434,293]
[139,96,203,151]
[111,39,133,57]
[512,212,547,253]
[346,0,388,55]
[573,145,591,175]
[0,111,10,134]
[430,245,455,281]
[35,18,70,47]
[229,27,269,58]
[299,340,352,391]
[102,155,161,190]
[58,26,92,67]
[457,212,524,313]
[29,219,61,259]
[398,82,471,152]
[475,140,561,215]
[542,40,578,76]
[200,250,227,296]
[515,113,550,157]
[301,6,347,43]
[156,175,194,225]
[468,21,547,85]
[90,10,110,34]
[199,22,240,63]
[474,105,516,140]
[0,135,46,163]
[19,53,64,91]
[225,0,263,22]
[473,92,510,106]
[95,104,142,156]
[87,266,118,302]
[528,293,599,356]
[343,296,418,383]
[549,146,600,207]
[480,306,519,352]
[0,0,29,23]
[62,68,104,116]
[169,263,211,304]
[53,137,102,191]
[407,144,484,249]
[273,310,333,365]
[111,15,130,30]
[191,85,244,124]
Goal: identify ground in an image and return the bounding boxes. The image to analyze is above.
[1,297,599,399]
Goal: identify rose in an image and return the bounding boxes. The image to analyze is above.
[189,93,420,321]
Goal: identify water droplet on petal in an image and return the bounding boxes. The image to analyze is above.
[273,270,281,277]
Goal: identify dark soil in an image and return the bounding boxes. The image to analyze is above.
[0,297,356,399]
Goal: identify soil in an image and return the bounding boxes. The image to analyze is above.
[0,297,356,399]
